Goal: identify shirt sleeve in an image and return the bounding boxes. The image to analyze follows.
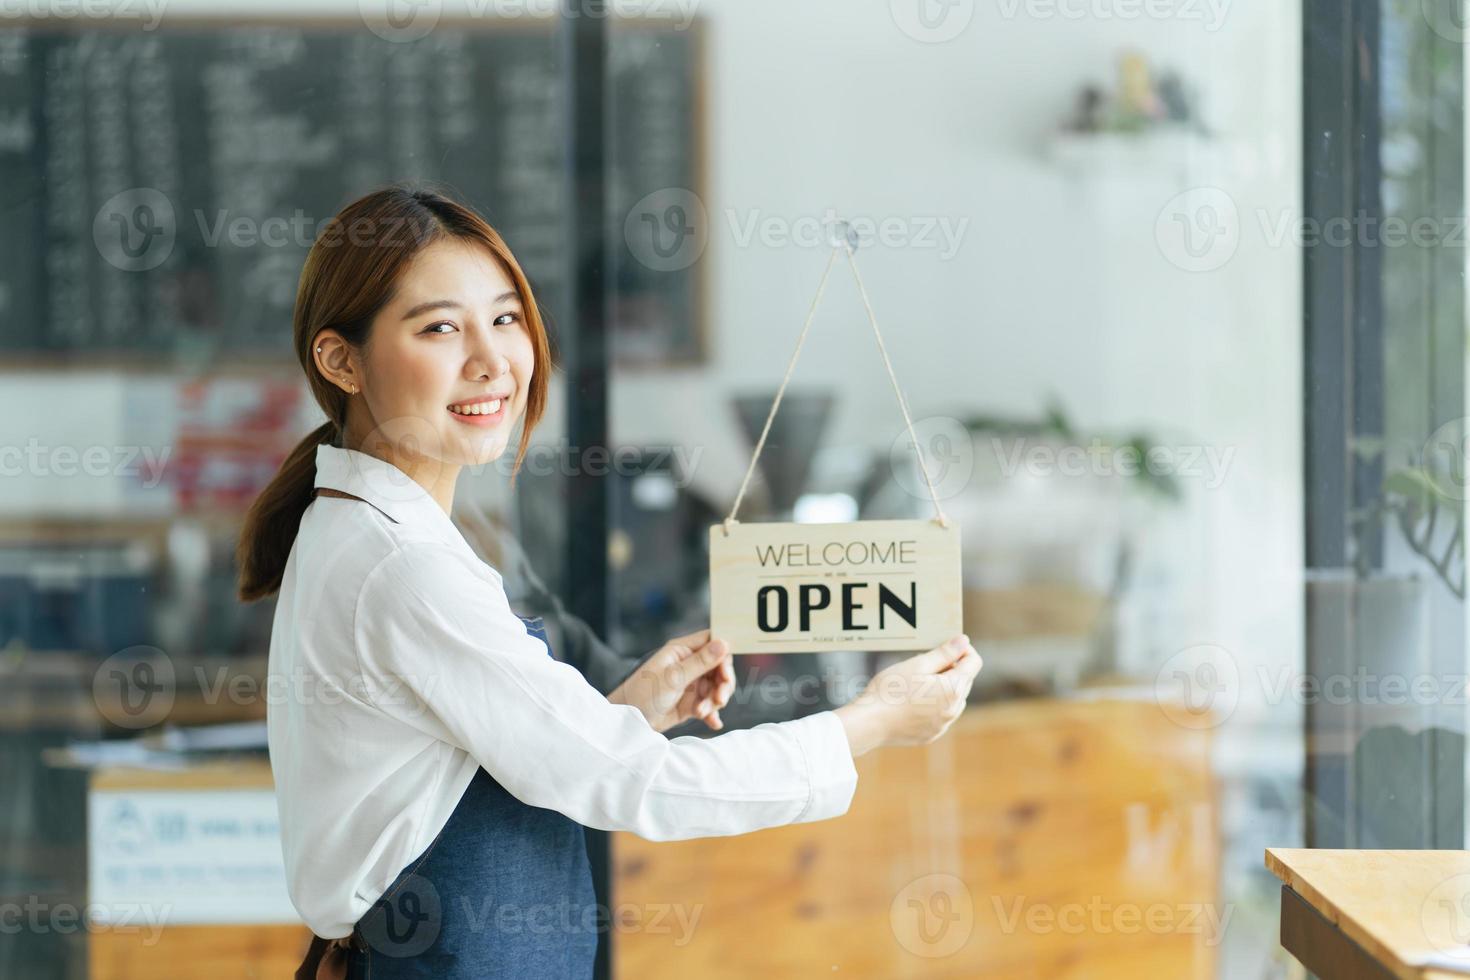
[351,543,859,841]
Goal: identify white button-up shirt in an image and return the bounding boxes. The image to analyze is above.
[266,444,859,939]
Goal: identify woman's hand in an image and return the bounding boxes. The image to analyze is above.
[608,629,737,734]
[835,635,982,756]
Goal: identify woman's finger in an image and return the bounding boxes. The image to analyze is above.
[664,629,711,658]
[713,658,736,708]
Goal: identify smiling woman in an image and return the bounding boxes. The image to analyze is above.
[237,185,977,980]
[234,187,552,603]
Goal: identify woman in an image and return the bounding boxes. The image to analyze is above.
[237,186,982,980]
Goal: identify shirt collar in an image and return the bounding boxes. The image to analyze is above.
[313,444,468,551]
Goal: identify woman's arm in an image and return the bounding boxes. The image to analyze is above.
[352,542,858,842]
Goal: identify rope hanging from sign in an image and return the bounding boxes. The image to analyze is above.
[721,226,950,535]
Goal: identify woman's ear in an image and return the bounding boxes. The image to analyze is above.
[313,331,359,395]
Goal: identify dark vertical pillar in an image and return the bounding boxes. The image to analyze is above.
[560,2,613,977]
[1303,0,1377,851]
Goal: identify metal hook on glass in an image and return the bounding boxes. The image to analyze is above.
[827,218,860,253]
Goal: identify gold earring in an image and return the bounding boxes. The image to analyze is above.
[350,383,358,395]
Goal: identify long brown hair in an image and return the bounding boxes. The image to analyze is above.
[235,185,553,602]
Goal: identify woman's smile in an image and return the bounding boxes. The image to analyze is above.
[447,391,511,426]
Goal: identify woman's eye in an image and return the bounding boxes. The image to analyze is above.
[423,321,456,335]
[494,312,520,327]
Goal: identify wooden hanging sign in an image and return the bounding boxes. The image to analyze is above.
[710,519,962,653]
[707,229,963,654]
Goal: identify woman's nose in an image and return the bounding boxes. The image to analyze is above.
[465,336,510,381]
[467,355,509,382]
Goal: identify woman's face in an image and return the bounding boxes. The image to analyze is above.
[335,239,535,473]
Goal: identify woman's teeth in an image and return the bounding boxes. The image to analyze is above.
[448,399,502,416]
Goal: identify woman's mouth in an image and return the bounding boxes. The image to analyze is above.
[447,397,506,426]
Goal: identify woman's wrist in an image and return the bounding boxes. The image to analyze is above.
[834,701,886,758]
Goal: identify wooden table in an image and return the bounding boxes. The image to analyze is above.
[1267,848,1470,980]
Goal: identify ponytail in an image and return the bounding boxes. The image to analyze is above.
[236,421,338,602]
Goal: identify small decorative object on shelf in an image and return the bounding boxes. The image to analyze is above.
[1061,49,1210,138]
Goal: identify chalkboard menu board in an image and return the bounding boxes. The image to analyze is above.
[0,20,703,364]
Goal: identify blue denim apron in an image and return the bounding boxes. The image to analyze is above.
[345,616,599,979]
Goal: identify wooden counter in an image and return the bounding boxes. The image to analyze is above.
[613,697,1221,980]
[85,759,312,980]
[86,697,1223,979]
[1268,848,1470,980]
